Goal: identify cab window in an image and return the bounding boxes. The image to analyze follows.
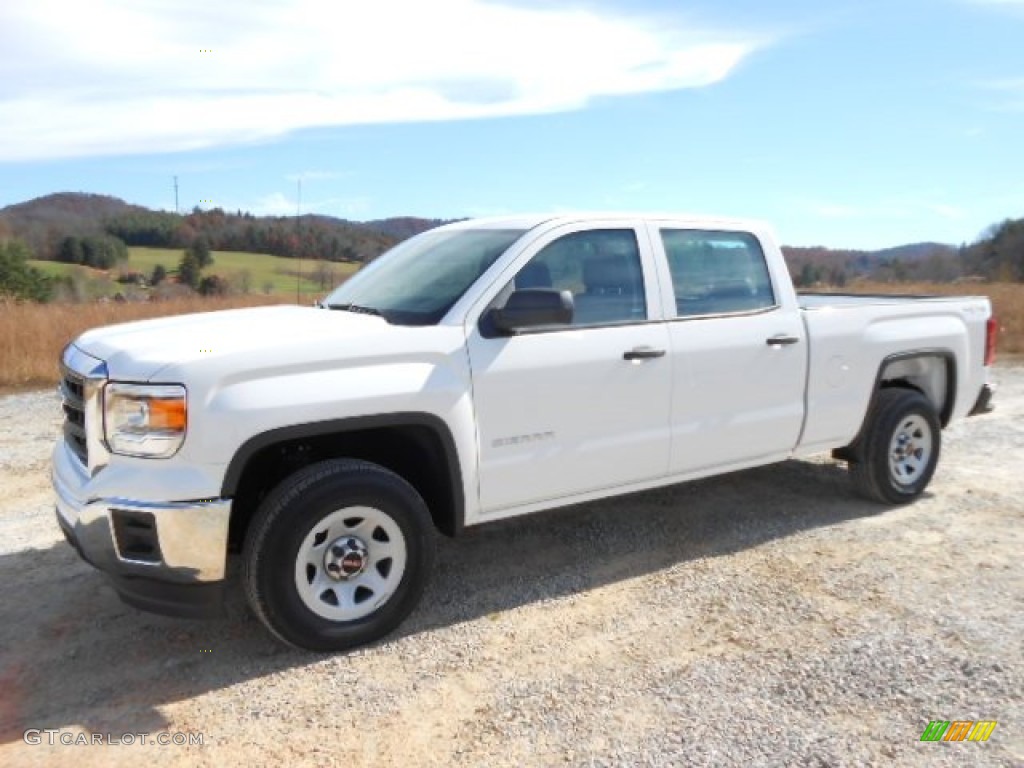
[661,229,775,317]
[502,229,647,327]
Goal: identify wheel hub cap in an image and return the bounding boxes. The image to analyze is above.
[894,432,917,460]
[888,414,932,486]
[295,506,408,622]
[324,536,368,580]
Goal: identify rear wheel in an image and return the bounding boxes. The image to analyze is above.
[244,459,434,652]
[849,388,941,504]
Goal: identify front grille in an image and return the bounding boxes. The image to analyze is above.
[61,369,89,466]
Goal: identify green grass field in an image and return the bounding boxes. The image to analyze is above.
[28,260,92,279]
[29,247,361,299]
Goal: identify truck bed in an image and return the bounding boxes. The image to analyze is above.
[794,291,992,456]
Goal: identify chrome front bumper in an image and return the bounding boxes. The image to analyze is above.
[53,450,232,618]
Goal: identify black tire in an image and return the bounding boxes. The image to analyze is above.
[849,388,941,504]
[243,459,435,652]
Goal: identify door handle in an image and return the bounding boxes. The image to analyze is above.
[623,346,666,360]
[766,334,800,347]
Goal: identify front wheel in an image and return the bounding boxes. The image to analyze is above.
[849,388,941,504]
[243,459,435,652]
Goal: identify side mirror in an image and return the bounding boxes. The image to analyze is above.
[490,289,574,334]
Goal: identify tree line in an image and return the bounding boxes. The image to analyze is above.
[784,217,1024,288]
[3,207,1024,302]
[104,207,394,264]
[963,218,1024,282]
[0,240,52,302]
[56,234,129,269]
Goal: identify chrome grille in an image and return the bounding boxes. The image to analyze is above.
[59,345,109,473]
[61,369,89,465]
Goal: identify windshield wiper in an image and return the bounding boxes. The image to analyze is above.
[327,303,388,319]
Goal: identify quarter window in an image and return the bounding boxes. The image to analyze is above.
[661,229,775,317]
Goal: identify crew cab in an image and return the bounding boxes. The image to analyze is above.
[52,213,997,651]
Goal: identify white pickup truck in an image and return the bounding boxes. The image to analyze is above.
[52,213,997,651]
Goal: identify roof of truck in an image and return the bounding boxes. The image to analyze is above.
[441,211,771,233]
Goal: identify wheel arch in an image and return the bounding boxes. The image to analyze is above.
[222,413,465,548]
[877,349,956,427]
[835,349,955,462]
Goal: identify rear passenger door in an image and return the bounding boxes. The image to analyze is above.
[466,223,672,515]
[649,226,807,474]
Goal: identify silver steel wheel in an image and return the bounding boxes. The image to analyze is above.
[294,506,408,621]
[888,413,933,487]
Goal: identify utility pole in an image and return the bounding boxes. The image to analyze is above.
[295,179,302,304]
[174,176,179,214]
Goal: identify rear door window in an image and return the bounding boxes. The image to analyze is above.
[660,230,775,317]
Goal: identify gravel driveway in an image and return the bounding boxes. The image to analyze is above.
[1,366,1021,767]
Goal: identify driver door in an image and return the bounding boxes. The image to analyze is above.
[465,223,672,516]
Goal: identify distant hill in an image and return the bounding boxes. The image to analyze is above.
[872,242,957,262]
[781,241,962,286]
[3,192,1018,284]
[360,217,455,240]
[0,194,461,264]
[0,192,144,224]
[0,193,397,263]
[0,193,150,257]
[960,217,1024,281]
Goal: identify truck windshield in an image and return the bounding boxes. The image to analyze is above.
[323,228,527,325]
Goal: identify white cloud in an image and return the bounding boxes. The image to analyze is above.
[249,193,298,217]
[247,192,370,218]
[0,0,771,162]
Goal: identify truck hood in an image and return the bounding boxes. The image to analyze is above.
[74,305,404,381]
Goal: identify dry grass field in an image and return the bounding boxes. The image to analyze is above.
[0,281,1020,392]
[830,281,1023,357]
[0,296,285,391]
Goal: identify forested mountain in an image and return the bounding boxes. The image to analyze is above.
[961,218,1024,282]
[101,208,395,263]
[783,218,1024,287]
[782,242,962,286]
[1,193,1022,286]
[0,193,418,264]
[361,217,458,240]
[0,193,146,257]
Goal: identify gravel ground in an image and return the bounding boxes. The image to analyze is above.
[0,367,1022,767]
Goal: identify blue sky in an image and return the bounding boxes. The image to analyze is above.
[1,0,1022,249]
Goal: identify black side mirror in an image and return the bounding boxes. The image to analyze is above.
[490,289,574,334]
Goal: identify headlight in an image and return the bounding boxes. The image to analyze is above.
[103,383,187,458]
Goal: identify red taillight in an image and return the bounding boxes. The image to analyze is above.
[985,316,998,367]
